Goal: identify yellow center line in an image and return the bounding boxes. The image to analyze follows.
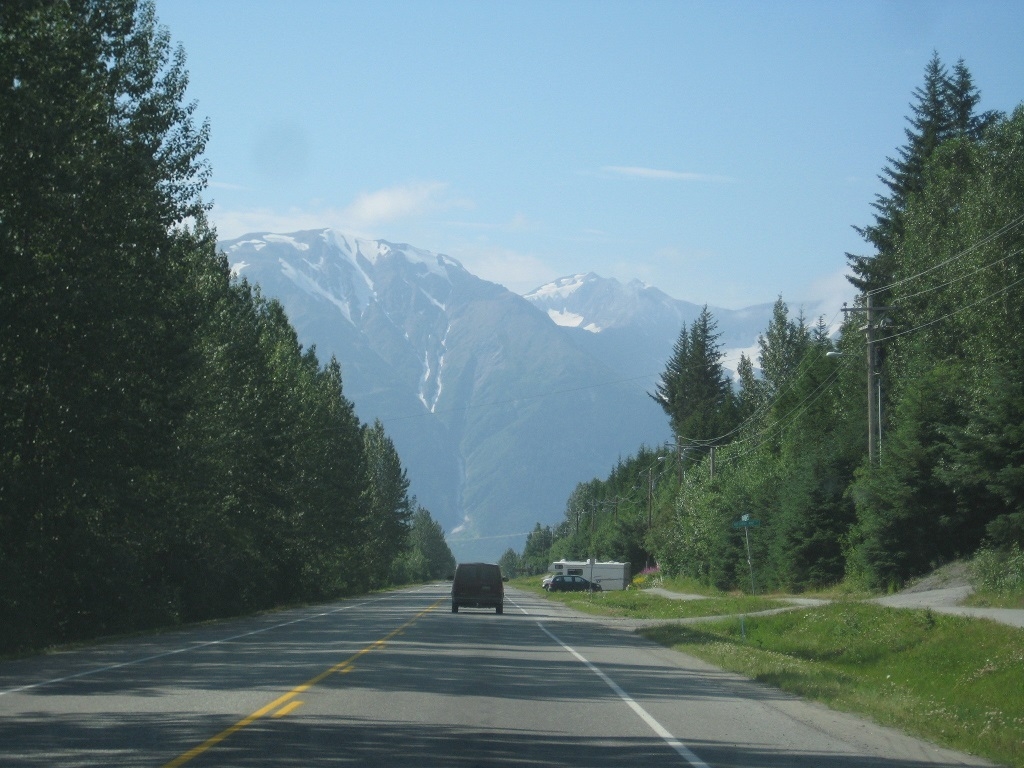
[161,598,442,767]
[272,700,304,718]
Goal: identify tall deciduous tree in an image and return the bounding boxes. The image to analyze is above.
[361,420,413,588]
[393,506,455,583]
[0,0,210,645]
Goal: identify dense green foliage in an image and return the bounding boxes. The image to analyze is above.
[391,505,457,584]
[0,1,452,654]
[515,54,1024,594]
[969,545,1024,608]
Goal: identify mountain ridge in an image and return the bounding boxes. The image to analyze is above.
[221,228,787,559]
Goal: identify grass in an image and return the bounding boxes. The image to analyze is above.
[516,574,1023,766]
[965,588,1024,609]
[639,604,1024,768]
[549,587,781,620]
[966,545,1024,609]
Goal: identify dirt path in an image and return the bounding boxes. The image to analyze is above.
[645,561,1024,629]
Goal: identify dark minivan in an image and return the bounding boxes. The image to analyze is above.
[451,562,506,614]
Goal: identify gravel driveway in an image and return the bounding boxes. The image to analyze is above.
[644,564,1024,629]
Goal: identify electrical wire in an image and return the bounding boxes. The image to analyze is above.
[867,210,1024,300]
[672,214,1024,461]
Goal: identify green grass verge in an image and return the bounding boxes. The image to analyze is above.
[513,568,1022,763]
[546,588,781,620]
[639,603,1024,768]
[511,575,781,618]
[965,588,1024,610]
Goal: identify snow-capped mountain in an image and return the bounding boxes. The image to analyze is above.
[221,230,816,560]
[523,273,779,390]
[223,230,672,561]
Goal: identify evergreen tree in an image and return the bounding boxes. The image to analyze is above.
[757,298,810,404]
[768,322,857,589]
[734,353,761,422]
[847,53,993,298]
[946,58,1000,139]
[652,306,734,446]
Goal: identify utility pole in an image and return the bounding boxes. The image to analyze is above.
[842,295,896,465]
[647,468,653,530]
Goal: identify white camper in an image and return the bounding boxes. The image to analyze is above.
[549,559,631,590]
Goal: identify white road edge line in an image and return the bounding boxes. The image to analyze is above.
[513,591,709,768]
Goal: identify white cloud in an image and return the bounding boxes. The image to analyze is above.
[803,269,857,314]
[211,205,332,239]
[602,166,734,183]
[449,244,560,295]
[343,181,455,227]
[209,181,470,240]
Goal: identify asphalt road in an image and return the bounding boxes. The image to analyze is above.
[0,584,996,767]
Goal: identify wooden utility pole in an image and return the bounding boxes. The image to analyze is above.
[842,296,896,465]
[865,294,876,464]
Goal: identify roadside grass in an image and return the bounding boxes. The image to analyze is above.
[639,603,1024,768]
[656,574,726,596]
[967,545,1024,609]
[514,564,1022,763]
[966,588,1024,609]
[532,583,781,620]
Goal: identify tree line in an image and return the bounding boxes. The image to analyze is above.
[0,0,453,654]
[505,53,1024,591]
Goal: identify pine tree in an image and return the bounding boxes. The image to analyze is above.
[848,53,950,296]
[651,306,734,446]
[847,53,994,300]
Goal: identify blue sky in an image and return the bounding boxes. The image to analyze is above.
[154,0,1024,310]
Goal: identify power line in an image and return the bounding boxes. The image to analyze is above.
[868,211,1024,300]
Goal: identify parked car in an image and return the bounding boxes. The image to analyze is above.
[451,562,506,614]
[544,574,602,593]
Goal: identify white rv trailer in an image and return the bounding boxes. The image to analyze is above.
[549,559,631,590]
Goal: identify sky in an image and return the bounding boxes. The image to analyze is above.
[154,0,1024,310]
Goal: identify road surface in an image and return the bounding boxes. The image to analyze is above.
[0,584,996,767]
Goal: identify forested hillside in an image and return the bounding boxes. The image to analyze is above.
[506,54,1024,591]
[0,0,452,654]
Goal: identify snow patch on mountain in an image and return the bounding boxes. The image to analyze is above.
[527,273,591,301]
[723,344,760,381]
[218,227,809,561]
[280,259,356,322]
[548,308,600,332]
[265,233,309,251]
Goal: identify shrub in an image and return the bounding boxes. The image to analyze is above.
[632,566,662,590]
[971,544,1024,593]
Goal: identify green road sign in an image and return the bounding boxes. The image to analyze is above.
[732,518,761,529]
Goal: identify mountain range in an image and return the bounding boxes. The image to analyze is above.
[222,229,788,561]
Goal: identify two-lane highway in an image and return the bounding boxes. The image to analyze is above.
[0,585,994,766]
